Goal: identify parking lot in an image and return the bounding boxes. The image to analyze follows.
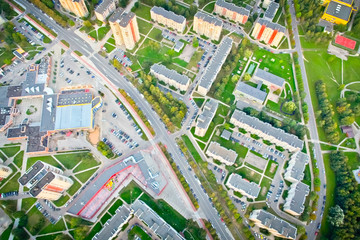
[207,162,227,183]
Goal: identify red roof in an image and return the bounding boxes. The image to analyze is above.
[335,35,356,50]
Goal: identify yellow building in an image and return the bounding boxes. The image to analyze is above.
[19,161,73,201]
[150,6,186,33]
[59,0,88,17]
[193,12,223,41]
[0,164,12,181]
[322,0,354,24]
[214,0,250,24]
[95,0,116,22]
[251,19,285,47]
[109,8,140,50]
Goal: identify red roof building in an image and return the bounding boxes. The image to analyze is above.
[335,35,356,50]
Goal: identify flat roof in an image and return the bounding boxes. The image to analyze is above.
[235,82,267,102]
[57,90,92,106]
[264,1,279,20]
[221,129,232,140]
[95,0,114,14]
[40,94,57,131]
[215,0,250,16]
[325,1,353,21]
[0,107,11,127]
[151,6,186,24]
[30,171,55,197]
[284,182,310,215]
[195,11,223,26]
[7,124,48,153]
[18,161,45,185]
[253,68,285,88]
[285,151,309,181]
[150,63,190,86]
[227,173,260,198]
[231,110,304,149]
[196,99,218,130]
[55,104,92,130]
[198,37,233,92]
[109,8,135,27]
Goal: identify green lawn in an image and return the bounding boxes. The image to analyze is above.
[235,167,261,184]
[148,27,163,41]
[38,218,66,234]
[173,58,188,68]
[137,18,153,35]
[108,199,123,215]
[139,193,187,232]
[107,37,115,45]
[128,225,151,240]
[0,151,6,161]
[67,177,81,196]
[0,172,20,192]
[278,37,289,49]
[0,48,15,66]
[300,37,328,50]
[100,213,111,224]
[194,98,205,108]
[137,38,170,66]
[187,49,204,71]
[98,26,110,41]
[0,223,13,240]
[0,146,20,158]
[36,233,63,240]
[264,160,278,179]
[182,135,203,163]
[132,4,152,21]
[72,154,99,173]
[85,223,101,240]
[22,197,37,211]
[319,154,336,239]
[53,195,70,207]
[256,177,272,201]
[252,48,296,91]
[120,181,143,204]
[13,150,24,169]
[27,155,62,170]
[203,2,215,13]
[54,153,82,169]
[104,43,116,53]
[88,30,98,41]
[75,168,99,183]
[344,152,360,170]
[26,206,49,235]
[343,56,360,84]
[244,162,263,173]
[302,164,311,187]
[210,135,249,165]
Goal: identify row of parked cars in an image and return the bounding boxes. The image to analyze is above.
[0,191,18,198]
[115,99,143,136]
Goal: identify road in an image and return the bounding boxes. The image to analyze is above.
[288,0,326,237]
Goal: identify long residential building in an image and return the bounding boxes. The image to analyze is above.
[150,6,186,33]
[206,141,238,165]
[95,0,116,22]
[195,99,218,137]
[264,1,279,21]
[249,209,297,239]
[284,182,310,216]
[19,161,73,200]
[193,12,223,41]
[214,0,250,24]
[59,0,88,17]
[251,18,286,47]
[234,82,268,104]
[253,68,285,91]
[0,164,12,181]
[284,151,309,183]
[230,110,304,152]
[226,173,260,199]
[150,64,190,91]
[109,8,140,50]
[197,37,233,95]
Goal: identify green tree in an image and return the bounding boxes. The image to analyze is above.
[12,228,29,240]
[282,101,297,113]
[192,37,199,48]
[74,226,88,240]
[328,205,344,227]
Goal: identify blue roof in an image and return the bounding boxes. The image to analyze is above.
[54,104,92,130]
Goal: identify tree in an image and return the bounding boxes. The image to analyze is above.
[189,4,197,16]
[18,215,28,228]
[328,205,344,227]
[244,49,253,58]
[74,226,88,240]
[297,225,306,235]
[120,0,128,7]
[12,227,29,239]
[310,213,317,220]
[70,217,83,228]
[83,20,92,28]
[192,37,199,48]
[309,191,318,201]
[243,73,251,81]
[282,101,297,113]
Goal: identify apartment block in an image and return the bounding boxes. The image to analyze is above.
[195,99,218,137]
[234,82,267,104]
[95,0,116,22]
[59,0,88,17]
[253,68,285,91]
[264,1,279,21]
[214,0,250,24]
[284,182,310,216]
[206,141,238,165]
[150,6,186,33]
[226,173,260,199]
[249,209,297,239]
[230,110,304,152]
[251,18,286,47]
[109,8,140,50]
[150,64,190,91]
[193,12,223,41]
[0,164,12,181]
[197,37,232,95]
[322,0,354,25]
[263,0,273,8]
[19,161,73,200]
[284,151,309,183]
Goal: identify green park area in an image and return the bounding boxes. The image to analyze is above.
[120,181,143,204]
[235,167,261,184]
[131,3,152,21]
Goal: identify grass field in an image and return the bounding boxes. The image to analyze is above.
[319,154,336,239]
[73,156,100,173]
[187,49,204,71]
[256,177,272,201]
[100,213,111,224]
[302,164,312,187]
[67,177,81,196]
[0,146,20,158]
[344,152,360,170]
[53,195,70,207]
[97,26,110,40]
[0,151,6,161]
[108,199,123,215]
[13,150,24,169]
[27,155,62,170]
[137,18,153,35]
[54,153,81,169]
[203,2,215,13]
[128,225,151,240]
[137,38,170,66]
[22,197,37,211]
[104,43,116,53]
[194,98,205,108]
[120,181,143,204]
[132,4,152,21]
[38,218,66,234]
[75,168,98,183]
[0,172,20,192]
[300,37,328,50]
[182,135,203,163]
[0,48,15,66]
[148,27,163,41]
[236,167,261,184]
[264,160,278,179]
[26,206,49,235]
